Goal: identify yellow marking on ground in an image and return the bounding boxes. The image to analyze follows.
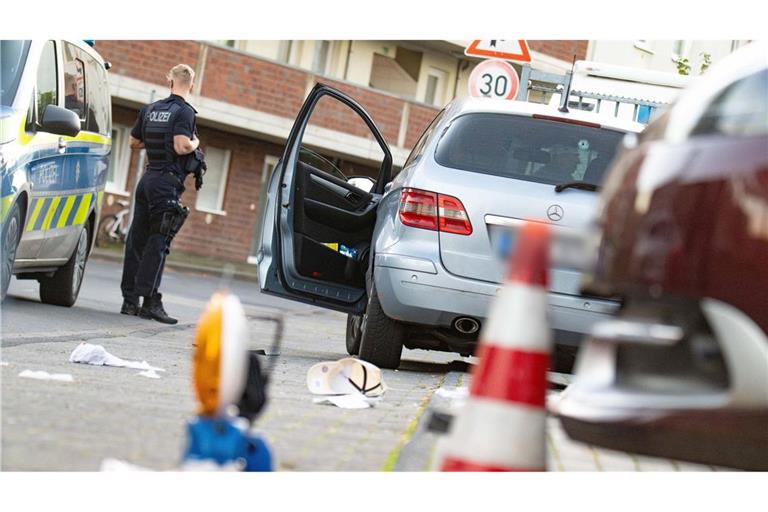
[41,197,62,230]
[56,195,77,228]
[381,374,446,471]
[26,198,46,231]
[73,193,93,225]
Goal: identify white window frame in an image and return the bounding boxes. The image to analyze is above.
[262,155,279,184]
[424,67,448,106]
[195,146,230,216]
[311,41,331,75]
[105,124,131,195]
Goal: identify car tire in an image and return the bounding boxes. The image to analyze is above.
[346,314,363,355]
[1,202,22,302]
[39,223,90,307]
[358,281,404,369]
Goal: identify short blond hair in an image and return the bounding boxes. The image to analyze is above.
[167,64,195,87]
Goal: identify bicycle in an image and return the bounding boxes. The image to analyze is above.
[99,199,130,244]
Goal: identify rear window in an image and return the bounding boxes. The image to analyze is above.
[434,113,626,187]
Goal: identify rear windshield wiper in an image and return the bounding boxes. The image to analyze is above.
[554,181,599,193]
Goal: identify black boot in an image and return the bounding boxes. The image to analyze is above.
[139,293,178,325]
[120,298,140,316]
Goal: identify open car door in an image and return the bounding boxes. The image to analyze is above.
[256,83,393,315]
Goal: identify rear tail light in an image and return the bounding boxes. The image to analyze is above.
[399,188,472,236]
[438,194,472,235]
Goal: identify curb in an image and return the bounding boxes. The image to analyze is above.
[392,370,466,471]
[91,248,259,283]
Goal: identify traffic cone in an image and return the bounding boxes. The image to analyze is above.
[440,221,552,471]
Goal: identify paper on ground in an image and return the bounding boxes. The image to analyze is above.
[69,342,165,372]
[101,458,242,471]
[19,370,74,382]
[136,369,161,379]
[313,393,373,409]
[1,361,8,367]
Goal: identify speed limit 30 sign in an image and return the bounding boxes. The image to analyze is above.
[468,59,520,100]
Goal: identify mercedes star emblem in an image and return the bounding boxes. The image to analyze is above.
[547,204,564,222]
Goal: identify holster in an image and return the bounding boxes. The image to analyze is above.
[159,200,190,239]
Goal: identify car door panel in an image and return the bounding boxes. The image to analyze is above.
[259,83,393,314]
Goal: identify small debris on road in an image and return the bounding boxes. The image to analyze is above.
[136,369,162,379]
[69,342,165,372]
[18,370,74,382]
[313,393,376,409]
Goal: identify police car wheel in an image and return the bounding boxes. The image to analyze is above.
[345,314,363,355]
[1,203,22,302]
[358,281,404,369]
[39,223,90,307]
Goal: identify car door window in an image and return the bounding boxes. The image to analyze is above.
[35,40,58,128]
[403,109,445,169]
[82,52,109,135]
[62,42,87,127]
[691,69,768,138]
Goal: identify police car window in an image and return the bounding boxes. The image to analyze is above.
[692,69,768,138]
[62,42,87,124]
[83,53,109,134]
[1,40,30,107]
[35,40,58,126]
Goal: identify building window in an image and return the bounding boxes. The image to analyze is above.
[106,125,131,193]
[277,41,292,63]
[424,67,447,106]
[196,146,230,214]
[312,41,330,75]
[262,155,279,184]
[35,40,57,128]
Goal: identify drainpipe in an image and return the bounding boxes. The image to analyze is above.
[343,40,352,80]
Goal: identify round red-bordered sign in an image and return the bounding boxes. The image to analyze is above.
[468,59,520,100]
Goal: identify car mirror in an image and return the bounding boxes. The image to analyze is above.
[347,176,376,193]
[41,104,81,137]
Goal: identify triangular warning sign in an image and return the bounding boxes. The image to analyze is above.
[464,40,532,63]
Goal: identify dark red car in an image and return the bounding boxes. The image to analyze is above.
[555,42,768,471]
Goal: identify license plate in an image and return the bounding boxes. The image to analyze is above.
[488,225,517,262]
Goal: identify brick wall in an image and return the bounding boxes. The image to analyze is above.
[528,40,588,62]
[405,104,440,149]
[200,46,308,119]
[95,40,202,87]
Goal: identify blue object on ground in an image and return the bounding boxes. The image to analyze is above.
[183,415,273,471]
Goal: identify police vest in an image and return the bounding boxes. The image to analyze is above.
[141,100,184,170]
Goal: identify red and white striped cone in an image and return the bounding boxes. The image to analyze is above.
[440,221,552,471]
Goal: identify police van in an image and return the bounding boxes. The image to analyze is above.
[1,40,111,305]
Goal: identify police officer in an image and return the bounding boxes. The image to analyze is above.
[120,64,200,324]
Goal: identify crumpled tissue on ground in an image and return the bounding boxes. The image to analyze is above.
[69,342,165,372]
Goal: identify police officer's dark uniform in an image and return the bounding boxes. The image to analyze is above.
[119,94,198,324]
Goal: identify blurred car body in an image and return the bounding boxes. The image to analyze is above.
[556,41,768,470]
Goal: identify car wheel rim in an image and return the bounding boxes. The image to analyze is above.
[3,214,19,290]
[72,229,88,295]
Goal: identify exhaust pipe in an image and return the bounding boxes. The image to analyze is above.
[454,317,480,335]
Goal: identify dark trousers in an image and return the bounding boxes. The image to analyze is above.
[120,170,184,302]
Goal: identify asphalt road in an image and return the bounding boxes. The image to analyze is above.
[1,257,311,344]
[0,257,457,470]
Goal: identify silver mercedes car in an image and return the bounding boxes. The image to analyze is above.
[257,83,643,369]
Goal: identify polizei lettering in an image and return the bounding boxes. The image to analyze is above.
[148,111,171,122]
